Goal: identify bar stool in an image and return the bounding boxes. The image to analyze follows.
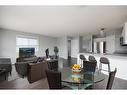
[80,55,86,61]
[88,55,98,69]
[99,57,111,73]
[88,55,97,63]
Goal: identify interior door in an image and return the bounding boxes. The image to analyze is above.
[68,40,71,59]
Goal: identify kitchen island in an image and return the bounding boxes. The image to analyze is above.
[78,53,127,80]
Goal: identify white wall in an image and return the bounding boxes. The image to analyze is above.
[71,37,79,58]
[0,29,16,64]
[106,35,115,54]
[123,23,127,44]
[79,35,93,53]
[57,36,68,59]
[56,36,80,59]
[0,28,57,64]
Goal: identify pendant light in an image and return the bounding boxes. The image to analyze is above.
[100,28,105,37]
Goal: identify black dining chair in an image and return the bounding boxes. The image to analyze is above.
[46,70,61,89]
[83,61,97,73]
[106,68,117,89]
[45,69,71,89]
[83,61,97,89]
[47,60,58,71]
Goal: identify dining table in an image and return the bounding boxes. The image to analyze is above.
[59,67,105,89]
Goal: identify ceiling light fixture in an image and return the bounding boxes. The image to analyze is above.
[100,28,105,37]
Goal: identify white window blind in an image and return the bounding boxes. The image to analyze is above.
[16,36,39,52]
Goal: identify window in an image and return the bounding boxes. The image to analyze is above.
[16,36,39,52]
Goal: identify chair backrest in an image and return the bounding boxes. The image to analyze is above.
[100,57,109,64]
[45,69,62,89]
[80,55,86,61]
[0,58,11,64]
[47,60,58,71]
[0,58,12,73]
[83,61,97,73]
[88,56,97,63]
[106,68,117,89]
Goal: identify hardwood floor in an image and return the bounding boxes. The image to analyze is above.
[0,78,49,89]
[94,75,127,89]
[0,74,127,89]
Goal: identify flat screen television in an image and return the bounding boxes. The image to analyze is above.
[19,48,35,58]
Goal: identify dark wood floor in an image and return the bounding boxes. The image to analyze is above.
[0,58,127,89]
[0,78,49,89]
[0,74,127,89]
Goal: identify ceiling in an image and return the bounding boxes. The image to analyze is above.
[0,6,127,37]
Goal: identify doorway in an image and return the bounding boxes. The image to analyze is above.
[67,40,71,59]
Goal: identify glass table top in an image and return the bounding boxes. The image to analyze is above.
[59,67,105,89]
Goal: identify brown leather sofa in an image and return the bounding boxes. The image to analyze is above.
[15,57,45,78]
[27,62,48,83]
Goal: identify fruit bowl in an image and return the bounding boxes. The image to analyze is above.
[72,64,81,73]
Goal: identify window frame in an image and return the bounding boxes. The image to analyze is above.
[16,35,39,52]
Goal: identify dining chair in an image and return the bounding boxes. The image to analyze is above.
[83,61,97,89]
[99,57,111,73]
[45,69,71,89]
[106,68,117,89]
[83,61,97,73]
[47,60,58,71]
[46,69,61,89]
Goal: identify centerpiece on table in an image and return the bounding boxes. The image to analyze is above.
[71,64,81,83]
[72,64,81,73]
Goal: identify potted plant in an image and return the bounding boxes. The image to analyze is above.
[54,46,59,59]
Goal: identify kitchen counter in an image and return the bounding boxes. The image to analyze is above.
[78,53,127,80]
[111,53,127,56]
[81,52,127,56]
[79,52,127,59]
